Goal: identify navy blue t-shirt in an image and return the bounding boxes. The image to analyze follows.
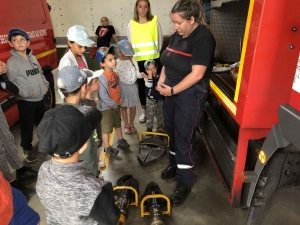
[160,25,215,85]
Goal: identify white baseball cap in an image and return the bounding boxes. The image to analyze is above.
[67,25,95,47]
[83,69,104,84]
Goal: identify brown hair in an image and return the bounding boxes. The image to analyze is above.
[133,0,154,22]
[101,17,108,23]
[171,0,208,27]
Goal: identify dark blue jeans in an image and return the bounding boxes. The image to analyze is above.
[164,78,208,184]
[17,99,45,151]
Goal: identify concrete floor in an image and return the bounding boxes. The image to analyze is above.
[9,105,248,225]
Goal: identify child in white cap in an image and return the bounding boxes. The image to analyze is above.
[58,25,95,100]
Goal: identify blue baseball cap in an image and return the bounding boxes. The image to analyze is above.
[57,66,88,93]
[8,28,30,41]
[96,46,115,63]
[118,39,135,56]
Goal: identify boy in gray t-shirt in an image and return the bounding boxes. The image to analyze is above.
[36,105,120,225]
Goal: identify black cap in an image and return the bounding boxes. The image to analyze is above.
[37,105,94,158]
[78,105,102,130]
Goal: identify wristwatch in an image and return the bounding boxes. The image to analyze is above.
[171,87,175,95]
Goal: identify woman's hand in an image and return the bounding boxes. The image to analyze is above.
[0,61,7,74]
[158,83,172,97]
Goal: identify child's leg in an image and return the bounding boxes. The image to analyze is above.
[129,106,136,125]
[121,107,130,127]
[129,106,137,133]
[34,99,46,127]
[146,101,155,131]
[115,127,123,140]
[102,134,110,149]
[17,100,35,151]
[114,107,130,148]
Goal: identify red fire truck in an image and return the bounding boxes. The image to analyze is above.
[0,0,57,126]
[202,0,300,224]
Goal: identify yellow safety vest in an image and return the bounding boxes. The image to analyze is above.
[130,16,160,61]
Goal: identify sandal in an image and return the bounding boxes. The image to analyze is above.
[130,124,137,134]
[124,126,131,135]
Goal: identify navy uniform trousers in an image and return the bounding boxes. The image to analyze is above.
[164,78,208,185]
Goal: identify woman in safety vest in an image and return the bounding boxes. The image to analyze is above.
[127,0,163,123]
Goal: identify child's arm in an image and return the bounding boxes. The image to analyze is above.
[98,76,118,109]
[144,70,153,88]
[35,57,49,87]
[88,182,120,224]
[133,59,143,79]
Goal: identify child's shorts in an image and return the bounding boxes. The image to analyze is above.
[101,106,121,134]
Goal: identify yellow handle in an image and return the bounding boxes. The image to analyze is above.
[139,131,170,147]
[140,194,171,217]
[113,186,139,206]
[117,214,126,225]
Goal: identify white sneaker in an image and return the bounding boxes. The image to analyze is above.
[98,160,106,169]
[139,113,146,123]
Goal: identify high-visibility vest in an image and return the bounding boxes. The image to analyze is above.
[130,16,160,61]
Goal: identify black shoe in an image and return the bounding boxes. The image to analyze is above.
[16,166,38,182]
[161,164,177,179]
[104,146,119,156]
[170,183,192,207]
[10,180,36,200]
[23,151,38,163]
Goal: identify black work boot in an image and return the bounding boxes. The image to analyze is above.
[161,164,177,179]
[10,180,36,200]
[170,183,192,207]
[16,166,38,182]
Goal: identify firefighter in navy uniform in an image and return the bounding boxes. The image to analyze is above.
[158,0,215,207]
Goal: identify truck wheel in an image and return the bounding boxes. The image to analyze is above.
[246,146,300,225]
[261,185,300,225]
[43,71,56,110]
[44,88,55,111]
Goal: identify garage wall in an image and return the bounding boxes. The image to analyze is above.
[47,0,177,38]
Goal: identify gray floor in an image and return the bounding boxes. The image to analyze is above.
[10,105,248,225]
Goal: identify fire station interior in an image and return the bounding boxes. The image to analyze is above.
[7,0,300,224]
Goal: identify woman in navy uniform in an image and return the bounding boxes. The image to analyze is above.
[158,0,216,207]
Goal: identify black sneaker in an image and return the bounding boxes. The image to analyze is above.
[23,151,38,163]
[10,180,36,200]
[146,128,153,136]
[117,139,130,148]
[104,146,119,156]
[170,183,192,207]
[16,166,38,182]
[161,164,177,179]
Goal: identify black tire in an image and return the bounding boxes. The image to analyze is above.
[246,146,300,225]
[44,87,55,111]
[261,185,300,225]
[43,71,56,110]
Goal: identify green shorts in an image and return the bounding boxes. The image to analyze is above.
[101,106,121,134]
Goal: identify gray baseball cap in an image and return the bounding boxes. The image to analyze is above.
[57,66,87,93]
[66,25,95,47]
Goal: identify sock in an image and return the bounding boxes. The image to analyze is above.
[16,166,26,174]
[142,109,146,115]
